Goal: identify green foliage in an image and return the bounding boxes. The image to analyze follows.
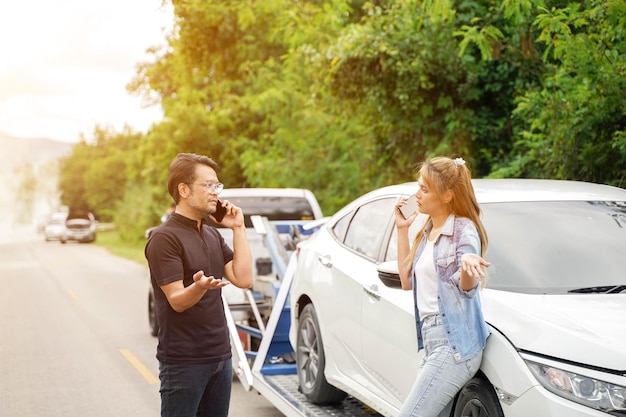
[58,0,625,244]
[58,126,143,221]
[491,0,626,186]
[330,1,476,179]
[58,141,93,213]
[232,0,382,211]
[95,228,147,266]
[327,0,548,178]
[113,183,158,244]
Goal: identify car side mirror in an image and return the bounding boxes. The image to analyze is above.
[377,261,402,289]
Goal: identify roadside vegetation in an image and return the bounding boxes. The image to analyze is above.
[95,228,147,266]
[50,0,624,244]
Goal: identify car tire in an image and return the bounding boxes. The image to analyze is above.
[453,376,504,417]
[296,303,347,405]
[148,290,159,337]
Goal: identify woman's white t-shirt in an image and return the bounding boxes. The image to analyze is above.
[414,237,439,320]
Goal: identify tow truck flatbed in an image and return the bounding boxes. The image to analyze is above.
[225,217,383,417]
[255,374,381,417]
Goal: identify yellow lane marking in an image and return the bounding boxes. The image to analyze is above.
[119,349,159,385]
[67,289,78,300]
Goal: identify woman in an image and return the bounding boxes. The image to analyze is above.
[395,156,491,417]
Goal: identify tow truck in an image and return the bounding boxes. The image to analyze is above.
[223,216,382,417]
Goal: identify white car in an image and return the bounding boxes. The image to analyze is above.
[60,210,96,243]
[43,212,68,241]
[289,179,626,417]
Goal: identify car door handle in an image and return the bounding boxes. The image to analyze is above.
[363,284,381,301]
[317,255,332,268]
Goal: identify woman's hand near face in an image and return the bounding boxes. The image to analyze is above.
[395,198,418,229]
[396,198,418,291]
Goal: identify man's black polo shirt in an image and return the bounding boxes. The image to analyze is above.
[145,212,234,364]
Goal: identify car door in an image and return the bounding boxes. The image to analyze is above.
[313,205,382,385]
[330,197,407,394]
[360,199,423,410]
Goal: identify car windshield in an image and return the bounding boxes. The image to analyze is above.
[482,201,626,294]
[207,196,317,228]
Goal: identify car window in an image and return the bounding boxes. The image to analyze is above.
[207,196,317,228]
[331,212,352,242]
[343,197,396,260]
[384,213,427,262]
[483,200,626,294]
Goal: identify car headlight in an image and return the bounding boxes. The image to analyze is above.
[526,360,626,413]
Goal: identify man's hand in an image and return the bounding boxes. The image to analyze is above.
[212,200,245,229]
[193,270,230,290]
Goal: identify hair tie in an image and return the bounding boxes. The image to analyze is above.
[453,157,466,167]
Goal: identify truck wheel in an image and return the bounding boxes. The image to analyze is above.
[148,290,159,337]
[296,304,347,405]
[454,376,504,417]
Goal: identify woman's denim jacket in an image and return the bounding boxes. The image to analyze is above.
[410,214,490,363]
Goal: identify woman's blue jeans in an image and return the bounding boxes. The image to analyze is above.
[159,358,232,417]
[399,315,482,417]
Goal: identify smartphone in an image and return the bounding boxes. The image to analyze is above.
[213,199,227,222]
[399,197,418,219]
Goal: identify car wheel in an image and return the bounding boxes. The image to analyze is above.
[148,290,159,337]
[454,376,504,417]
[296,303,347,405]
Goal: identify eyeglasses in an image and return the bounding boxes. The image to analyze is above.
[189,181,224,194]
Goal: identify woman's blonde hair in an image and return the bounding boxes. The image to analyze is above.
[404,157,488,284]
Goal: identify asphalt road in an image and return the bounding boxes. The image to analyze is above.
[0,224,284,417]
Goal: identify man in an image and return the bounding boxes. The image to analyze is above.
[145,153,253,417]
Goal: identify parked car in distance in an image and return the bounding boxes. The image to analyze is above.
[44,212,68,241]
[147,187,324,337]
[289,179,626,417]
[60,210,96,243]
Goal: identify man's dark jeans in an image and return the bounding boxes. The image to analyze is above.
[159,358,232,417]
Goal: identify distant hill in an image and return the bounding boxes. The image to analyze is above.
[0,132,74,173]
[0,133,75,227]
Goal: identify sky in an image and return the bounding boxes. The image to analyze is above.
[0,1,173,143]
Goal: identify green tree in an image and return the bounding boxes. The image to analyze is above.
[58,126,142,221]
[494,0,626,186]
[90,0,623,243]
[129,0,377,212]
[58,141,94,213]
[327,0,548,180]
[235,0,383,211]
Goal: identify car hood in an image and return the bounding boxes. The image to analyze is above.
[482,290,626,370]
[66,219,92,228]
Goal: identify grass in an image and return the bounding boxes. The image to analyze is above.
[95,228,147,266]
